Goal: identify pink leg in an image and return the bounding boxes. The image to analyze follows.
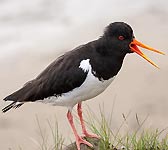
[67,110,93,150]
[77,103,100,138]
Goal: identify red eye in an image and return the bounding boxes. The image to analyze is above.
[118,36,124,40]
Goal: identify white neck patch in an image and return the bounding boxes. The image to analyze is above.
[79,59,91,72]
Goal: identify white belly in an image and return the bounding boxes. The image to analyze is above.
[40,59,115,109]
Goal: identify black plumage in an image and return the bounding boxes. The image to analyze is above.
[2,22,134,112]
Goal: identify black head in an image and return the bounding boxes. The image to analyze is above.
[103,22,134,55]
[102,22,164,68]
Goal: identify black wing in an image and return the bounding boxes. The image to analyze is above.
[2,49,89,112]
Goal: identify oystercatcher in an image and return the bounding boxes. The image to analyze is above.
[2,22,164,150]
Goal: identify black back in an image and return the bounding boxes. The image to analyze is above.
[3,22,134,104]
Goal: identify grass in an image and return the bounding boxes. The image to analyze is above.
[35,105,168,150]
[36,116,64,150]
[85,105,168,150]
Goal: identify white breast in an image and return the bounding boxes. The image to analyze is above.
[41,59,115,109]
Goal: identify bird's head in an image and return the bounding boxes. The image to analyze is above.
[103,22,165,68]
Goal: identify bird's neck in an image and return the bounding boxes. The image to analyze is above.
[89,38,126,80]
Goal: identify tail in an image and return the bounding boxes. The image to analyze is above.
[2,79,46,113]
[2,101,23,113]
[2,80,35,113]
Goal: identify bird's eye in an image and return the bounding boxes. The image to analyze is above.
[118,36,124,40]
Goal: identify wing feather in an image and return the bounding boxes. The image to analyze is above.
[3,50,88,103]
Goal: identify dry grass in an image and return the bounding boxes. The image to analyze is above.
[34,104,168,150]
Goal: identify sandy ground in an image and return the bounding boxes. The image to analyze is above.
[0,2,168,150]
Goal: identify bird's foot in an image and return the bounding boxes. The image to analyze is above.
[83,131,100,139]
[76,136,93,150]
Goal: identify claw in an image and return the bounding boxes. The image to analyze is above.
[76,136,93,150]
[83,132,100,139]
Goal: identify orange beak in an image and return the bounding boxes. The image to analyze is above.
[129,39,165,68]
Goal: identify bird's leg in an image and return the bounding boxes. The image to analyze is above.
[77,103,100,138]
[67,110,93,150]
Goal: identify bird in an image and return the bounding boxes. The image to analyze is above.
[2,22,164,150]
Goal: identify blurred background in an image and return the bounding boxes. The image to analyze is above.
[0,0,168,149]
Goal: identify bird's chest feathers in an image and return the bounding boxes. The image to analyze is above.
[78,59,115,99]
[90,55,123,80]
